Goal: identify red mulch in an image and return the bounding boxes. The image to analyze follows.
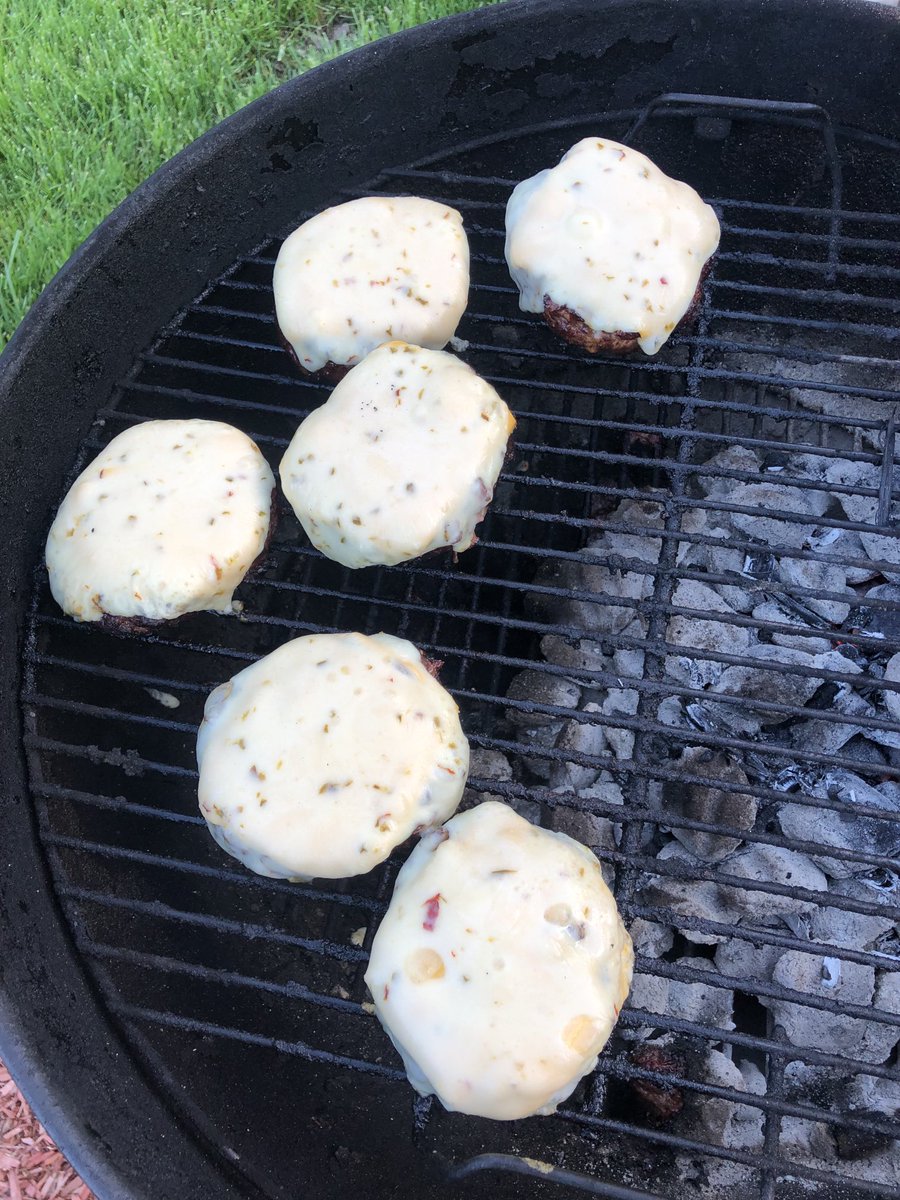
[0,1059,94,1199]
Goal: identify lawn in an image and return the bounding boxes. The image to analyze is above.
[0,0,496,348]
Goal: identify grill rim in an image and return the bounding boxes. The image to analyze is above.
[3,1,900,1198]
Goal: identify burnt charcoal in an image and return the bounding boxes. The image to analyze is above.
[695,446,762,499]
[628,918,674,960]
[663,747,758,862]
[779,770,900,879]
[777,555,852,625]
[766,954,900,1064]
[666,581,751,688]
[727,481,828,549]
[505,669,580,727]
[881,652,900,722]
[551,703,607,789]
[540,633,609,678]
[853,584,900,643]
[599,688,638,760]
[706,644,825,732]
[835,1125,895,1161]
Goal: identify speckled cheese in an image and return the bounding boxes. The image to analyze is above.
[273,196,469,373]
[279,342,515,569]
[365,801,634,1120]
[196,632,469,880]
[505,138,720,354]
[45,420,274,623]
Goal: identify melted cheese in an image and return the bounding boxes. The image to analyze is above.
[279,342,515,569]
[45,420,274,622]
[505,138,720,354]
[274,197,469,373]
[196,632,468,880]
[365,801,633,1120]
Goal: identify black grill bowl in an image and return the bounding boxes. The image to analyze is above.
[1,2,899,1198]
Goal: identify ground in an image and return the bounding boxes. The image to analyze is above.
[0,0,494,347]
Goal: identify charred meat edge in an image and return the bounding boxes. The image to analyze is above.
[541,259,713,356]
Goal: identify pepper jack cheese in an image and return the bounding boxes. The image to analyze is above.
[274,196,469,373]
[505,138,720,354]
[45,419,274,623]
[196,632,468,880]
[366,801,633,1120]
[280,342,515,568]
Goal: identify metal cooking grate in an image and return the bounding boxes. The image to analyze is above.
[22,96,900,1200]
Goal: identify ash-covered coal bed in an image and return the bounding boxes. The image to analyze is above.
[469,402,900,1196]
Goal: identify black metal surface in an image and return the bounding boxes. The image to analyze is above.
[2,3,900,1200]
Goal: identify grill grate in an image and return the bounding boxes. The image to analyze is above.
[23,95,900,1200]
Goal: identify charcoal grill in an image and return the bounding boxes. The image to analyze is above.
[1,1,899,1197]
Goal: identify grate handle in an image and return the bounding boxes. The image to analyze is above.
[448,1153,667,1199]
[624,92,843,276]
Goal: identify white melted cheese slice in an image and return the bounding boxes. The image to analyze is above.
[365,801,634,1120]
[279,341,515,569]
[45,419,274,622]
[505,138,720,354]
[196,632,469,880]
[274,196,469,373]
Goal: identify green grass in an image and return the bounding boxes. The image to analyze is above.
[0,0,495,347]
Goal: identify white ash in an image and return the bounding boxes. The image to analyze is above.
[726,480,828,548]
[719,843,828,923]
[789,684,874,757]
[577,774,625,810]
[753,600,831,655]
[656,695,685,727]
[662,746,758,862]
[777,554,852,624]
[666,580,750,688]
[779,1116,837,1164]
[695,444,762,499]
[808,524,881,586]
[590,496,664,565]
[505,669,580,727]
[539,633,609,678]
[704,644,826,734]
[826,459,900,583]
[694,1049,764,1152]
[645,841,732,945]
[628,917,674,959]
[714,937,784,986]
[766,953,900,1065]
[599,687,638,760]
[612,641,644,684]
[628,956,734,1034]
[778,770,900,880]
[881,652,900,723]
[808,876,898,951]
[550,702,607,790]
[677,513,757,613]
